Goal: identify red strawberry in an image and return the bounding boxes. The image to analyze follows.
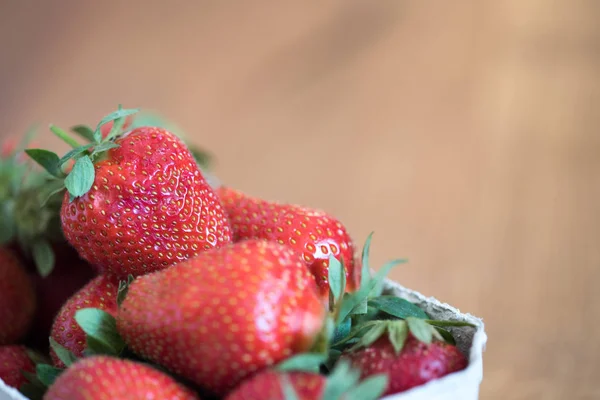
[0,248,35,344]
[44,356,199,400]
[216,186,357,300]
[226,359,388,400]
[0,345,35,389]
[226,371,325,400]
[29,112,233,277]
[50,274,118,367]
[340,320,468,395]
[117,240,326,396]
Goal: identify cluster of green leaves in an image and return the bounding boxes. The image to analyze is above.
[26,106,140,202]
[280,232,476,396]
[278,359,388,400]
[0,127,65,276]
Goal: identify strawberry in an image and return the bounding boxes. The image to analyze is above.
[0,248,35,344]
[117,239,326,396]
[44,356,199,400]
[216,186,357,301]
[226,358,387,400]
[50,274,118,367]
[26,107,232,277]
[339,319,468,395]
[226,371,326,400]
[0,345,35,389]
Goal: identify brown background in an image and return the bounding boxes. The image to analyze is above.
[1,1,599,399]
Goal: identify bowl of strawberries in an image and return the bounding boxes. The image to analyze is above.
[0,107,486,400]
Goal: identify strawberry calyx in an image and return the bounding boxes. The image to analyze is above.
[0,128,66,276]
[278,359,388,400]
[20,346,64,399]
[25,105,140,202]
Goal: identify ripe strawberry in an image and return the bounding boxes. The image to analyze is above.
[0,345,35,389]
[340,320,468,395]
[117,240,326,396]
[226,358,388,400]
[216,186,357,300]
[226,371,325,400]
[50,274,118,367]
[0,248,35,344]
[28,108,232,277]
[44,356,199,400]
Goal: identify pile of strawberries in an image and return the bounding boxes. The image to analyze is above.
[0,107,474,400]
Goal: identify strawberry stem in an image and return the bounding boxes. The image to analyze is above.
[49,125,83,149]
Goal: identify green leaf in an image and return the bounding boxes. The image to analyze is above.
[94,107,140,142]
[388,321,408,353]
[58,143,94,167]
[32,240,55,277]
[435,327,456,345]
[324,349,342,372]
[35,364,62,387]
[117,275,135,307]
[328,255,345,309]
[348,297,368,316]
[0,203,16,244]
[349,323,387,351]
[90,141,120,158]
[345,374,389,400]
[71,125,96,142]
[368,296,428,320]
[75,308,125,355]
[332,317,351,344]
[189,145,213,170]
[279,375,300,400]
[425,319,477,328]
[21,370,42,386]
[336,258,406,325]
[275,353,327,373]
[406,317,432,344]
[368,258,407,298]
[49,125,82,149]
[84,335,120,356]
[322,360,361,400]
[360,232,374,288]
[25,349,50,366]
[25,149,62,177]
[64,155,95,199]
[49,337,77,367]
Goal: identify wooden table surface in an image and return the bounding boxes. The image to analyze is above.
[1,1,599,398]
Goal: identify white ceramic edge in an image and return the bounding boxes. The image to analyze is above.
[0,279,486,400]
[380,279,487,400]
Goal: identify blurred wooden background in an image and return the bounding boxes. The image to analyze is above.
[1,1,599,398]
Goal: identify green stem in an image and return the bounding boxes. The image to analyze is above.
[49,125,82,149]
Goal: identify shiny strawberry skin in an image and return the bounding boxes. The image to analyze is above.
[342,335,468,395]
[0,345,35,389]
[226,371,325,400]
[60,127,232,277]
[117,240,326,396]
[50,275,119,367]
[0,248,35,345]
[45,356,199,400]
[216,187,357,300]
